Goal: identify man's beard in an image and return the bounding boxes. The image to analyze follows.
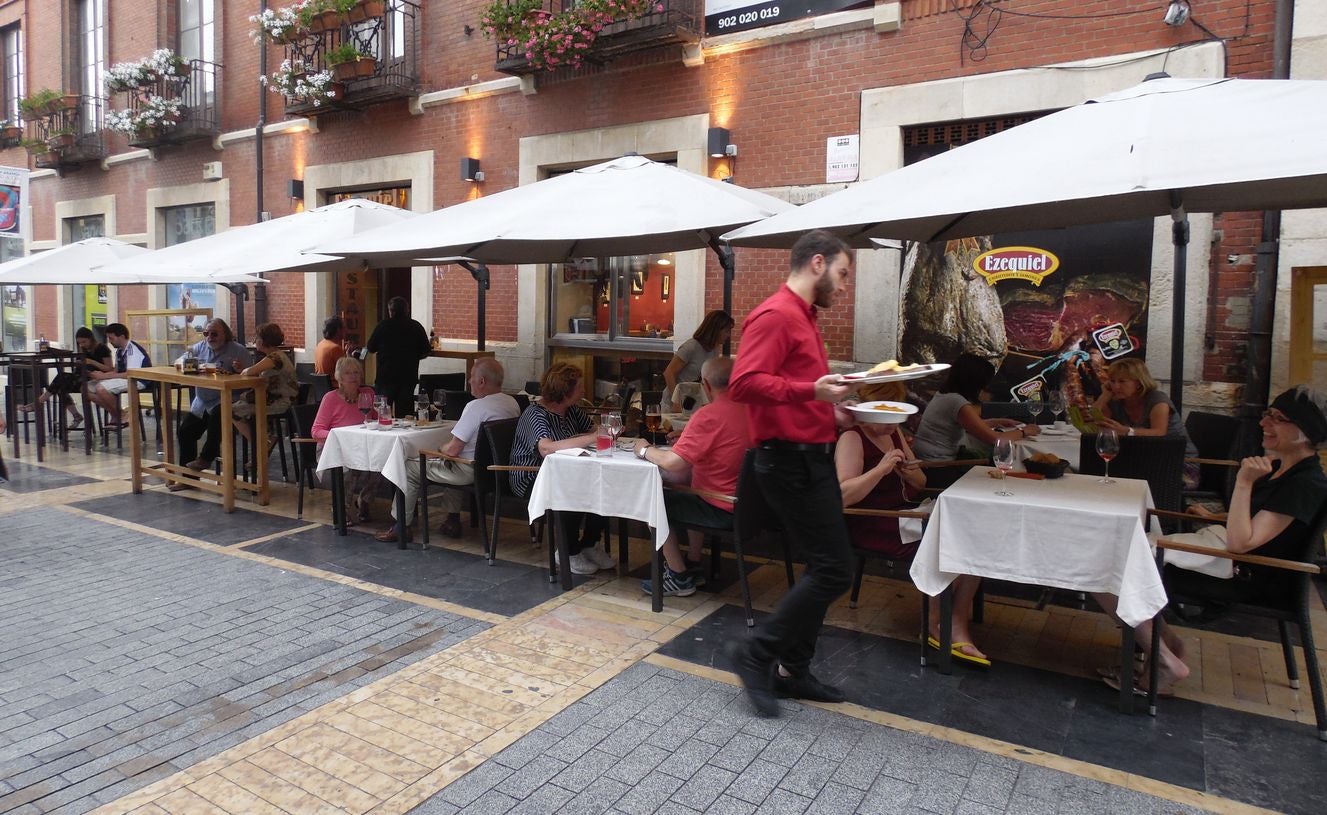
[813,273,836,308]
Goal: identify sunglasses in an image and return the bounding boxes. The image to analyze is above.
[203,331,222,338]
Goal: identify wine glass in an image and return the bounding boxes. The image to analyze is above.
[1096,429,1120,484]
[606,410,624,446]
[357,389,374,425]
[432,389,447,420]
[992,437,1016,496]
[1026,397,1044,427]
[1048,390,1066,427]
[414,392,430,422]
[644,403,662,439]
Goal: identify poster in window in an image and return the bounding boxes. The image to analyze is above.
[0,164,27,236]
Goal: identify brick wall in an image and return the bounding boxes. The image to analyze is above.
[16,0,1278,381]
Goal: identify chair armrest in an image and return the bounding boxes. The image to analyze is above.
[487,465,540,472]
[290,437,316,444]
[917,458,987,469]
[422,449,473,465]
[1185,457,1240,467]
[663,483,735,505]
[1148,507,1228,523]
[843,507,931,520]
[1156,538,1321,575]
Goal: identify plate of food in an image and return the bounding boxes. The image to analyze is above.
[846,400,918,424]
[1022,452,1070,478]
[841,359,950,385]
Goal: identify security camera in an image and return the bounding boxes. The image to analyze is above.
[1163,1,1190,27]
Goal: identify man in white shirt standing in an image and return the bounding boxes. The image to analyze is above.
[377,358,521,543]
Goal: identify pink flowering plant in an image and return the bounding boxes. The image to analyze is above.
[482,0,666,71]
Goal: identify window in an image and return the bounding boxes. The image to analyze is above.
[178,0,214,97]
[77,0,105,132]
[2,25,22,125]
[162,203,217,338]
[63,214,105,338]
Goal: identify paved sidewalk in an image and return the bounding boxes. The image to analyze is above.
[405,662,1209,815]
[0,508,487,814]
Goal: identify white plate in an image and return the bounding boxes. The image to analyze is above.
[846,400,918,424]
[1038,427,1075,436]
[842,363,951,385]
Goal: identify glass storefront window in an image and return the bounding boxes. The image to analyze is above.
[551,252,676,343]
[1,236,24,351]
[63,214,104,340]
[162,203,217,342]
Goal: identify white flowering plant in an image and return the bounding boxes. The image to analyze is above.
[263,60,340,107]
[250,4,308,43]
[105,95,187,136]
[105,49,190,94]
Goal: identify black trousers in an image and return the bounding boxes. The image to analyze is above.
[178,407,222,464]
[378,381,417,419]
[747,447,854,675]
[559,511,607,556]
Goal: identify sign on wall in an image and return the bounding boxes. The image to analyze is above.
[0,165,28,237]
[705,0,869,36]
[825,135,859,183]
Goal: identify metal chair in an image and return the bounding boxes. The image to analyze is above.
[479,418,545,564]
[304,373,331,405]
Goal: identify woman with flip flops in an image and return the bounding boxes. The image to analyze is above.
[836,381,990,668]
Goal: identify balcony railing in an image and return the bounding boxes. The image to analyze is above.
[281,0,420,116]
[29,95,106,172]
[495,0,700,76]
[126,60,221,149]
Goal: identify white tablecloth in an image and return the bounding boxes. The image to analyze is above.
[1015,426,1082,470]
[316,421,455,492]
[910,467,1165,626]
[527,448,670,549]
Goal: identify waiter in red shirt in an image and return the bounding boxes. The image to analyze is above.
[726,229,856,717]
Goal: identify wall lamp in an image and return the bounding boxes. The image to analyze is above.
[1163,0,1190,26]
[707,127,738,158]
[460,157,485,183]
[287,179,304,202]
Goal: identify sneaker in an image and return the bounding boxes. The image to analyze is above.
[685,560,708,588]
[581,546,616,571]
[68,415,84,430]
[555,550,600,576]
[641,566,696,597]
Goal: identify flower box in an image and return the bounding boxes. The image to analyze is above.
[34,151,60,169]
[47,132,75,150]
[347,0,386,23]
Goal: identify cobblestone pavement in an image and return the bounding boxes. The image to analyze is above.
[404,662,1209,815]
[0,508,488,814]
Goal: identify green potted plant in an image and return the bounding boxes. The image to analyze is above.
[51,92,81,114]
[346,0,386,23]
[47,125,76,150]
[481,0,545,42]
[325,42,375,81]
[0,120,22,144]
[20,137,46,155]
[19,89,59,120]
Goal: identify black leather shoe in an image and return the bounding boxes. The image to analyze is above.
[725,640,780,718]
[771,667,846,703]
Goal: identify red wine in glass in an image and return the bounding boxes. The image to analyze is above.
[1096,429,1120,484]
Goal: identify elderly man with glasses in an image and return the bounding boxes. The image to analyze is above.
[169,319,250,489]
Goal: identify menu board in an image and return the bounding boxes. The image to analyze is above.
[705,0,869,36]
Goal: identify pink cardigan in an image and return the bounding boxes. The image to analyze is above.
[312,388,376,441]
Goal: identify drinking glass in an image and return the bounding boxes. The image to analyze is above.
[1026,398,1044,426]
[357,389,375,425]
[376,396,393,428]
[595,416,614,457]
[415,392,430,422]
[1096,429,1119,484]
[644,403,662,436]
[1048,391,1066,426]
[432,389,447,420]
[992,437,1016,496]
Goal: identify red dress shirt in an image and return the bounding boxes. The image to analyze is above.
[729,284,836,444]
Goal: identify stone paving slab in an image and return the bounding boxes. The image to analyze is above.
[405,662,1213,815]
[69,492,306,546]
[0,508,487,814]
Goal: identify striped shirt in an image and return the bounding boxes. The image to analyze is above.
[509,403,592,497]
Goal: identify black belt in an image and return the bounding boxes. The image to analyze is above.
[758,439,835,455]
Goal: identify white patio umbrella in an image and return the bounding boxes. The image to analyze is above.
[312,154,795,316]
[721,76,1327,409]
[0,237,264,285]
[97,198,418,279]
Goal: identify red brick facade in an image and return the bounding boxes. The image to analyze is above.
[12,0,1278,384]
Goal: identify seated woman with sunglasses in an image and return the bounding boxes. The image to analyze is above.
[1094,386,1327,697]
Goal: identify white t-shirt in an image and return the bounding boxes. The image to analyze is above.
[451,393,522,460]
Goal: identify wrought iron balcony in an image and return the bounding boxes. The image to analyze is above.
[126,60,221,149]
[281,0,420,116]
[30,95,105,172]
[495,0,700,77]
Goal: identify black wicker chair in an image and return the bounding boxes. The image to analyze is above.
[1078,434,1187,516]
[287,403,324,521]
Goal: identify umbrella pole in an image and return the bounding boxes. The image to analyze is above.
[460,261,490,351]
[1169,198,1188,413]
[223,282,249,346]
[708,238,735,354]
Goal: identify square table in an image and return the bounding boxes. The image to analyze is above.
[1,349,91,461]
[127,366,269,512]
[526,447,670,602]
[317,420,456,548]
[910,466,1165,711]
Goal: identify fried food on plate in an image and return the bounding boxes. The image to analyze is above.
[868,359,924,374]
[870,403,907,412]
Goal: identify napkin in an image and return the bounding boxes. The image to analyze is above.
[553,448,591,457]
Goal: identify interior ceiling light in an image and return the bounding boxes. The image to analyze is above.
[656,257,672,266]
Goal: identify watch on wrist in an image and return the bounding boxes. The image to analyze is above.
[636,445,649,460]
[1128,427,1135,436]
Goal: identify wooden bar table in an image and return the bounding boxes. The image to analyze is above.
[126,366,269,512]
[428,349,495,378]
